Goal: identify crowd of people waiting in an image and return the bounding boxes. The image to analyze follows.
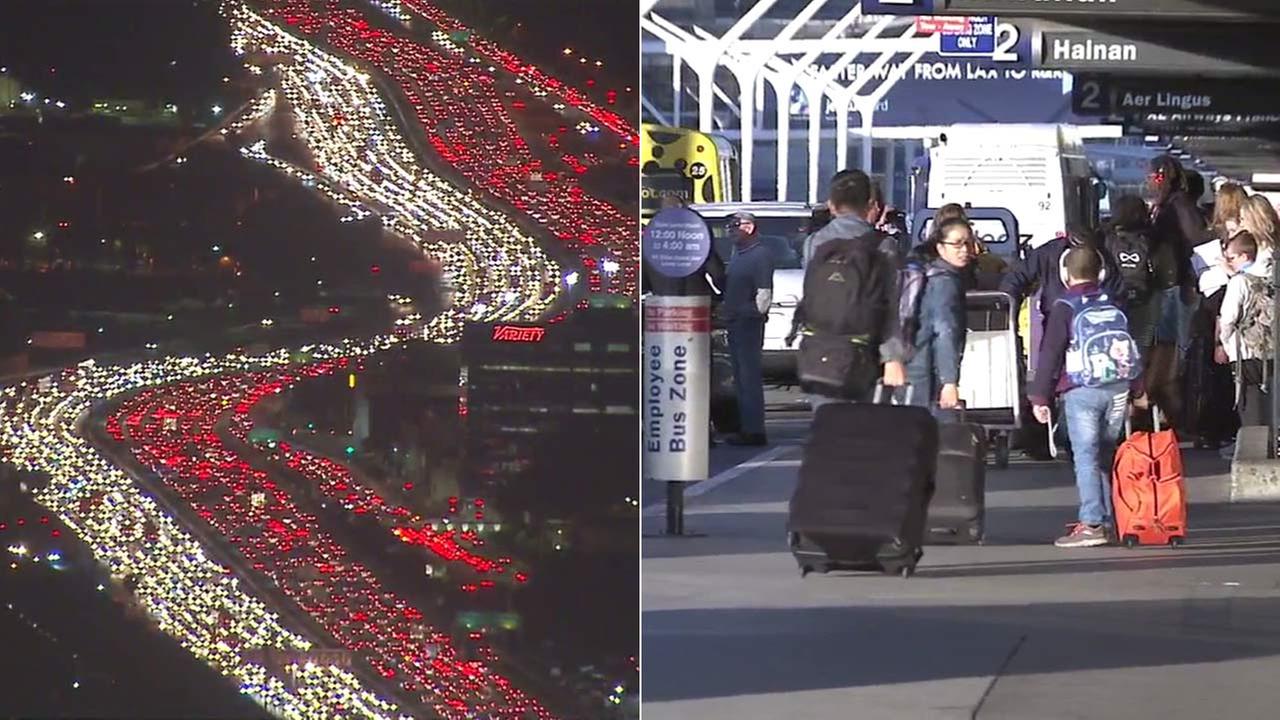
[642,154,1280,548]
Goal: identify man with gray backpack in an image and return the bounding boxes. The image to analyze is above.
[792,170,905,401]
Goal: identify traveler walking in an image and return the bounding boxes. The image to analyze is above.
[900,217,973,408]
[1029,247,1146,547]
[799,170,906,395]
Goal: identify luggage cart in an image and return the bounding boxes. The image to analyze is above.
[958,291,1022,469]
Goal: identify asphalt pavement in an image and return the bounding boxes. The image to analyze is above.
[642,391,1280,720]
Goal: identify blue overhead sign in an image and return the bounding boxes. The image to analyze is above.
[935,16,996,56]
[861,0,935,13]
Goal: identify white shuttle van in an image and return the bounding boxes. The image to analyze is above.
[924,124,1104,252]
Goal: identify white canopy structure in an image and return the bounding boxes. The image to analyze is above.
[641,1,935,202]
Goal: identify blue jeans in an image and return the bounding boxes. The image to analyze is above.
[1156,287,1196,358]
[728,316,767,436]
[1062,384,1129,525]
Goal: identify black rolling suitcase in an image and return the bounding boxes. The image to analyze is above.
[787,386,938,578]
[926,418,987,544]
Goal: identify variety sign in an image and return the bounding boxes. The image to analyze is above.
[490,325,546,343]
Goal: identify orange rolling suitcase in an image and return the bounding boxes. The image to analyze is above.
[1112,407,1187,548]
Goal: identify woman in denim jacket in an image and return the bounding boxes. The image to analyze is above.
[905,217,974,408]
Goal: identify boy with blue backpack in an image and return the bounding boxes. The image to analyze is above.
[1029,247,1147,548]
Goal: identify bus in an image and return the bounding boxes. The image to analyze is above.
[640,123,739,223]
[924,124,1105,252]
[922,124,1108,366]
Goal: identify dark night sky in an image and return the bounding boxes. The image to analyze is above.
[0,1,242,106]
[0,1,637,107]
[433,0,637,88]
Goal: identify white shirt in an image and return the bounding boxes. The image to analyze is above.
[1201,244,1272,298]
[1219,253,1273,362]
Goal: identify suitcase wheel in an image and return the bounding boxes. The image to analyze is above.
[967,525,984,544]
[1122,534,1139,549]
[913,547,924,562]
[800,565,812,578]
[899,564,915,579]
[994,434,1010,469]
[1168,536,1185,548]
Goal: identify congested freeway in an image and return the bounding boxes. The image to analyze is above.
[244,0,637,300]
[221,359,526,587]
[105,360,549,718]
[226,0,563,342]
[389,0,637,147]
[0,342,413,719]
[0,2,630,717]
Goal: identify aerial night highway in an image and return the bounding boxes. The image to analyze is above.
[0,1,637,718]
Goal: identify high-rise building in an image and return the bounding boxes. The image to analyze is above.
[459,308,637,518]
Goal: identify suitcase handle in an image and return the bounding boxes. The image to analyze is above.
[1124,402,1161,438]
[873,381,914,406]
[933,400,967,423]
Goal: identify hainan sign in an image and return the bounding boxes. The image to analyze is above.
[1037,30,1278,76]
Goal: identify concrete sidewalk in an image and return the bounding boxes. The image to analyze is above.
[642,409,1280,720]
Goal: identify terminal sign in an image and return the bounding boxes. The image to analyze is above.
[942,0,1275,21]
[1038,30,1276,76]
[1073,75,1280,117]
[860,0,1278,20]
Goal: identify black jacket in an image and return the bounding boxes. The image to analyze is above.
[1150,190,1206,289]
[998,237,1125,325]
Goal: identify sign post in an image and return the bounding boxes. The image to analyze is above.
[642,208,713,536]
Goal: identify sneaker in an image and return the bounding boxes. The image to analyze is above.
[1054,523,1109,548]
